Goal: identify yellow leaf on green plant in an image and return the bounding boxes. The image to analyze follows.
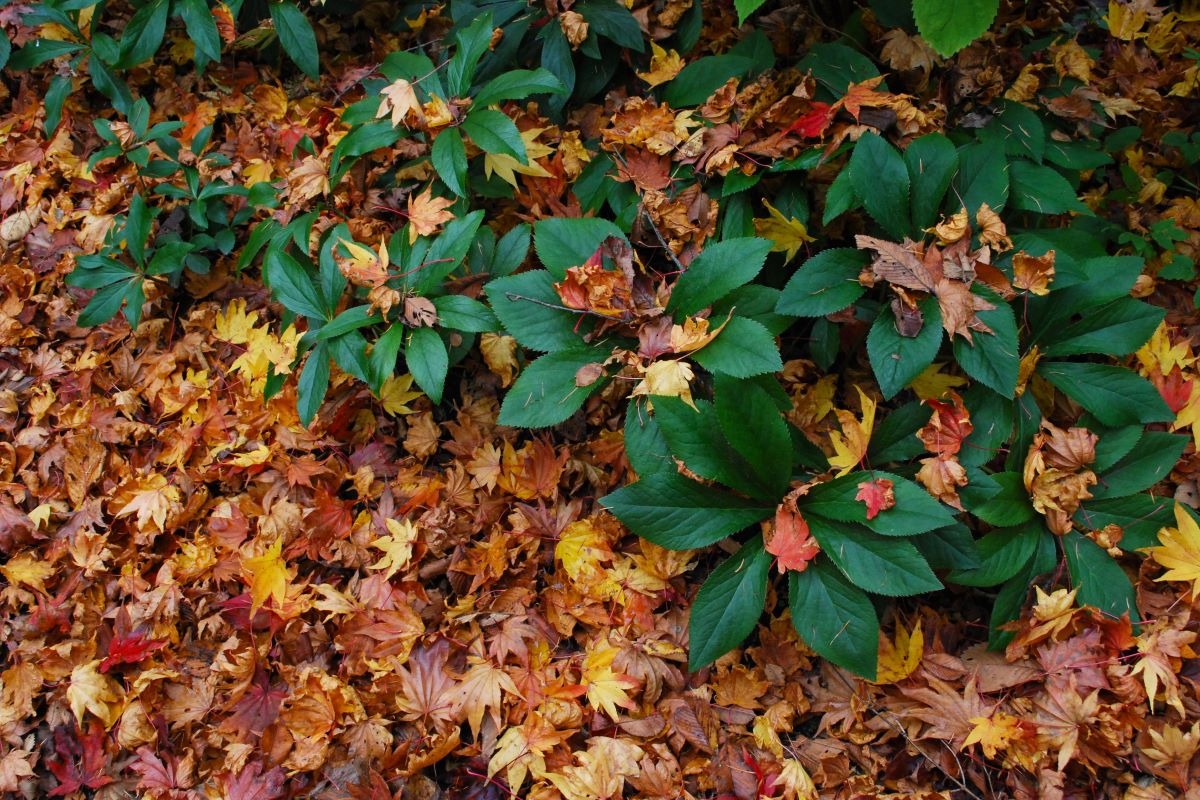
[753,200,815,263]
[828,386,876,477]
[1144,503,1200,598]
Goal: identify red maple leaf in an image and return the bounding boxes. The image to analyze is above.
[1155,367,1193,414]
[221,760,287,800]
[855,478,896,520]
[99,630,166,672]
[47,723,113,796]
[784,102,835,139]
[766,507,820,573]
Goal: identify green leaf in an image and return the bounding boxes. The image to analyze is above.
[270,1,320,78]
[43,74,73,135]
[498,348,607,428]
[410,211,486,294]
[951,286,1019,398]
[1091,432,1188,500]
[947,523,1041,587]
[1063,531,1139,622]
[178,0,221,64]
[462,109,526,162]
[868,296,942,399]
[264,249,326,320]
[775,248,868,317]
[0,30,9,72]
[431,129,468,197]
[533,217,626,278]
[314,306,382,341]
[807,517,942,596]
[849,132,911,240]
[913,0,999,57]
[8,38,84,70]
[1038,362,1173,427]
[328,331,371,385]
[823,167,860,225]
[652,398,772,500]
[797,42,882,95]
[905,133,959,232]
[952,139,1009,217]
[624,403,673,477]
[578,0,644,51]
[914,524,981,570]
[432,295,499,333]
[715,376,792,500]
[1008,159,1090,215]
[78,279,136,327]
[668,238,772,316]
[688,536,772,670]
[405,327,449,404]
[989,531,1056,649]
[330,122,400,185]
[602,471,773,550]
[690,316,783,378]
[124,193,152,268]
[868,401,931,464]
[298,343,330,426]
[967,471,1036,527]
[1075,494,1174,551]
[734,0,769,24]
[1090,424,1143,473]
[790,562,879,679]
[1040,298,1164,358]
[368,323,406,390]
[118,0,169,67]
[804,471,956,536]
[663,55,753,107]
[447,13,494,96]
[958,385,1015,468]
[473,68,565,107]
[985,100,1045,163]
[486,270,589,351]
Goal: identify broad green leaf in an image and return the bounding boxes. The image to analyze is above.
[652,398,772,500]
[775,249,868,317]
[849,132,911,240]
[914,524,981,570]
[1063,531,1139,622]
[8,38,84,70]
[958,385,1015,468]
[473,68,565,107]
[405,327,449,404]
[298,343,330,425]
[668,237,772,316]
[270,1,320,78]
[177,0,221,64]
[715,377,792,499]
[790,562,879,679]
[734,0,769,24]
[330,122,400,184]
[497,348,607,428]
[905,133,959,232]
[431,129,468,197]
[602,472,773,550]
[913,0,999,57]
[797,42,882,95]
[78,279,135,327]
[624,402,672,477]
[328,331,371,385]
[690,316,783,378]
[984,100,1045,163]
[533,217,626,278]
[804,471,956,536]
[951,286,1019,398]
[432,295,499,332]
[410,211,486,293]
[1091,432,1188,500]
[688,536,772,670]
[952,139,1008,217]
[314,306,381,341]
[447,13,494,96]
[712,285,792,335]
[44,74,73,135]
[1090,424,1143,473]
[486,270,589,351]
[264,249,326,320]
[867,401,931,464]
[1038,362,1172,427]
[947,523,1041,587]
[663,55,753,107]
[1075,494,1174,551]
[124,193,152,268]
[118,0,169,67]
[578,0,644,51]
[989,531,1056,649]
[368,323,405,390]
[1040,297,1164,357]
[1008,159,1090,215]
[868,296,942,399]
[462,109,526,161]
[807,517,942,596]
[964,471,1035,527]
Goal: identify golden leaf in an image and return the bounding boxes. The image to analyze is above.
[828,386,876,477]
[407,185,456,243]
[637,42,684,88]
[631,360,696,410]
[378,373,424,415]
[242,537,290,612]
[369,518,418,580]
[68,661,124,728]
[873,621,924,685]
[1144,504,1200,598]
[753,200,815,263]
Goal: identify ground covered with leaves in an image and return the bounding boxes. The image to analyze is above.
[3,0,1200,798]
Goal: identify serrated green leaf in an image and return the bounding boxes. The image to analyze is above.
[868,296,943,399]
[807,517,942,596]
[498,348,607,428]
[1038,362,1173,427]
[849,131,911,240]
[690,316,783,378]
[668,238,772,316]
[688,536,772,670]
[913,0,999,57]
[776,248,868,317]
[790,562,879,679]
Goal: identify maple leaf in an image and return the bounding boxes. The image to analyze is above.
[963,711,1031,759]
[753,200,815,263]
[453,655,520,740]
[0,748,34,792]
[929,208,969,245]
[407,185,456,243]
[556,518,615,584]
[110,474,181,534]
[638,41,684,88]
[215,298,259,344]
[0,552,53,592]
[99,630,166,672]
[918,392,973,457]
[220,760,287,800]
[484,127,554,188]
[670,314,730,353]
[632,360,697,409]
[242,538,290,612]
[488,712,570,792]
[874,620,923,685]
[47,723,113,796]
[1144,503,1200,598]
[855,478,895,520]
[547,737,644,800]
[765,507,820,573]
[1013,250,1056,295]
[581,639,639,721]
[908,361,968,400]
[286,155,329,203]
[67,661,124,728]
[377,78,422,127]
[368,518,418,580]
[378,373,424,415]
[828,386,876,477]
[784,102,835,138]
[338,237,390,288]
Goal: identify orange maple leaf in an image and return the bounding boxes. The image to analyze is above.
[765,507,820,574]
[407,186,456,243]
[855,478,895,520]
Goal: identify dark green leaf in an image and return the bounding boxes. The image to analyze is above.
[984,100,1045,162]
[498,348,608,428]
[947,523,1041,587]
[905,133,959,232]
[578,0,644,51]
[265,249,326,320]
[118,0,169,67]
[431,129,468,197]
[405,327,449,404]
[178,0,221,64]
[804,471,956,536]
[533,217,626,278]
[652,398,771,500]
[688,536,772,670]
[1040,298,1164,358]
[44,74,73,135]
[1038,362,1173,427]
[668,238,772,316]
[952,139,1008,216]
[270,1,320,78]
[1008,159,1090,215]
[624,402,673,477]
[8,38,84,70]
[807,517,942,596]
[690,316,783,378]
[790,562,879,680]
[965,471,1035,527]
[989,531,1055,649]
[868,401,931,464]
[432,295,499,332]
[1091,432,1188,500]
[486,270,589,351]
[914,524,981,570]
[775,249,868,317]
[715,376,792,499]
[462,109,526,161]
[952,286,1019,398]
[663,55,752,107]
[1075,494,1174,551]
[78,279,135,327]
[315,306,382,341]
[849,132,911,240]
[1063,531,1139,622]
[473,68,565,107]
[868,296,942,399]
[602,472,773,550]
[298,343,330,425]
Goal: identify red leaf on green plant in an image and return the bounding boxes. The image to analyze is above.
[855,478,896,520]
[766,507,820,573]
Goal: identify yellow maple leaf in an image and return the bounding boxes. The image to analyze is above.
[777,759,817,800]
[377,78,423,127]
[68,661,124,728]
[555,518,613,584]
[453,655,519,740]
[581,640,638,721]
[963,712,1024,758]
[631,359,696,409]
[369,518,418,580]
[873,621,924,685]
[908,361,968,401]
[483,127,554,188]
[214,298,259,344]
[0,552,54,593]
[753,199,814,263]
[337,236,390,288]
[637,41,684,88]
[111,474,181,534]
[243,537,290,611]
[1173,384,1200,449]
[1144,503,1200,598]
[407,185,456,243]
[378,373,424,415]
[1137,322,1195,376]
[828,386,876,477]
